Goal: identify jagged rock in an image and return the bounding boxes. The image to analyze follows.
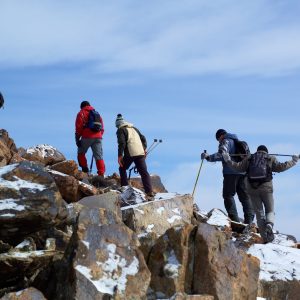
[50,160,79,177]
[193,223,260,300]
[0,287,46,299]
[168,293,214,300]
[0,161,68,242]
[22,145,65,166]
[78,192,122,221]
[0,248,61,294]
[70,207,151,300]
[0,140,12,167]
[122,194,193,258]
[0,130,17,153]
[148,225,196,298]
[130,174,168,193]
[48,169,98,203]
[9,153,25,165]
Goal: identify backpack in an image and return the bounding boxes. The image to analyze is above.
[234,140,250,162]
[86,109,102,132]
[248,152,272,184]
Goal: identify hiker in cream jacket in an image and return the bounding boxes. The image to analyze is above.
[115,114,154,197]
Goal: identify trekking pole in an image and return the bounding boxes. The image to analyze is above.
[147,139,158,153]
[192,150,206,199]
[147,139,162,156]
[90,155,94,174]
[230,153,300,158]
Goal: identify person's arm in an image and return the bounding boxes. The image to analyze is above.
[222,152,249,172]
[208,139,231,162]
[271,155,298,172]
[100,115,104,135]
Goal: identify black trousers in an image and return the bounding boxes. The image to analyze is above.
[119,155,153,194]
[223,174,254,224]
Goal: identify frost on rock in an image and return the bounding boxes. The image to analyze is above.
[76,243,139,296]
[163,249,180,279]
[26,144,60,158]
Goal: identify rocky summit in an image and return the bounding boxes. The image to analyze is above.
[0,129,300,300]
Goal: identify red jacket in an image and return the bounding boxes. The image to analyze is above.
[75,105,104,138]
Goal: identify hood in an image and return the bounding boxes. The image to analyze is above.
[225,133,238,140]
[81,105,94,112]
[119,121,133,128]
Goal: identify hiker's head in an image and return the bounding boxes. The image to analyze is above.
[115,113,125,128]
[80,101,90,109]
[257,145,268,153]
[215,129,227,141]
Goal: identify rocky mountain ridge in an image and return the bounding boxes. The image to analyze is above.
[0,129,300,300]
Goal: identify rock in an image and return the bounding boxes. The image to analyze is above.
[50,160,79,177]
[0,287,46,299]
[148,225,196,298]
[0,129,18,154]
[0,140,12,167]
[122,194,193,259]
[71,207,151,300]
[22,145,65,166]
[0,161,68,242]
[130,174,168,193]
[168,293,214,300]
[193,223,260,300]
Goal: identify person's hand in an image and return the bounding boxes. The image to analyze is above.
[201,152,209,160]
[222,152,230,162]
[118,156,124,167]
[292,155,299,162]
[75,134,81,148]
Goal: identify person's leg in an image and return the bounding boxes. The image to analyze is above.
[249,191,268,242]
[261,191,275,243]
[77,138,93,172]
[223,175,239,222]
[91,139,105,176]
[119,156,133,186]
[134,156,153,194]
[236,175,254,224]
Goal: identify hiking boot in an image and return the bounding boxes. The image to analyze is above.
[146,191,155,201]
[265,223,275,243]
[82,167,89,173]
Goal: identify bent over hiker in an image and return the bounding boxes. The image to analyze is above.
[75,101,105,176]
[223,145,299,243]
[201,129,254,224]
[115,114,154,198]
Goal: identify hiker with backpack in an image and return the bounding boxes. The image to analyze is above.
[201,129,254,224]
[75,101,105,176]
[115,114,155,199]
[223,145,299,243]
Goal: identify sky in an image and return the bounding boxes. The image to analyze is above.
[1,0,300,240]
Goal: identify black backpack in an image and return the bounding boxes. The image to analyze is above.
[234,140,250,162]
[0,92,4,109]
[248,152,272,184]
[86,109,102,132]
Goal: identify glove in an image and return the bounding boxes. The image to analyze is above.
[118,156,124,167]
[222,152,231,162]
[292,155,299,162]
[201,152,209,160]
[75,134,81,148]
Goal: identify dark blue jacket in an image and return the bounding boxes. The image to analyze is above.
[208,133,245,175]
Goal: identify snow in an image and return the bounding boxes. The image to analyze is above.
[206,209,230,228]
[156,207,165,215]
[82,241,90,249]
[26,144,60,158]
[137,224,155,238]
[0,164,46,191]
[2,250,46,258]
[172,208,180,214]
[164,249,180,279]
[47,169,67,177]
[167,215,182,224]
[0,199,26,212]
[75,243,139,295]
[15,239,31,249]
[248,242,300,281]
[155,192,177,200]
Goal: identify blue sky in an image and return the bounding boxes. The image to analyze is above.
[1,0,300,240]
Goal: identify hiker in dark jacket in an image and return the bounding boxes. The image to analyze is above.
[115,114,154,198]
[201,129,254,224]
[75,101,105,176]
[223,145,299,243]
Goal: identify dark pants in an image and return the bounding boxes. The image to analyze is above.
[223,174,254,224]
[119,155,153,194]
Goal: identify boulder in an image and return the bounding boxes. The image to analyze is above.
[50,160,79,177]
[0,161,68,242]
[122,194,193,258]
[0,287,46,299]
[130,174,168,193]
[147,225,196,298]
[22,145,65,166]
[71,207,151,299]
[0,140,12,167]
[192,223,260,300]
[0,129,17,153]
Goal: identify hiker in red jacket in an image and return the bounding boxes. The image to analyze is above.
[75,101,105,176]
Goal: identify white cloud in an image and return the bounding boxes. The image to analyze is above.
[1,0,300,77]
